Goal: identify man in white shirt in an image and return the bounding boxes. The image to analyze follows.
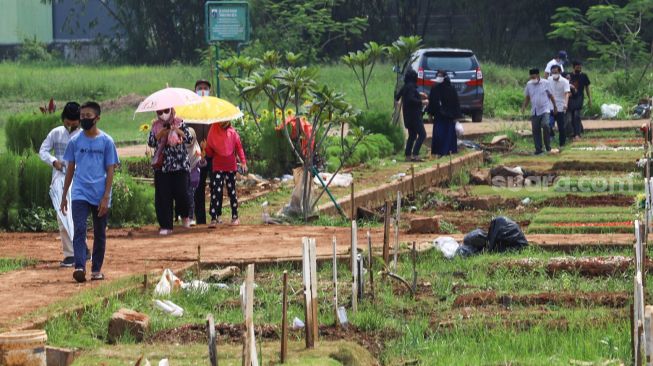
[522,68,557,155]
[547,65,571,147]
[39,102,81,267]
[544,50,567,78]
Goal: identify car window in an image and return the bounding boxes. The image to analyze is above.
[423,54,476,71]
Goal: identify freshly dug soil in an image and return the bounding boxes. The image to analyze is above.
[494,256,640,277]
[453,291,629,308]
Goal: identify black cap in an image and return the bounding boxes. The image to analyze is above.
[195,79,211,89]
[61,101,80,121]
[529,68,540,75]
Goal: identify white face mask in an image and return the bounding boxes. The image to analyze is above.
[528,78,539,84]
[434,76,445,83]
[196,90,209,97]
[159,112,171,121]
[552,74,560,80]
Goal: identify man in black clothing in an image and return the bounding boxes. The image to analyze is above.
[188,80,213,224]
[568,61,592,140]
[395,70,428,162]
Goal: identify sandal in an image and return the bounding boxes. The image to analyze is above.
[91,272,105,281]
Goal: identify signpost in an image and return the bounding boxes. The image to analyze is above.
[205,1,250,97]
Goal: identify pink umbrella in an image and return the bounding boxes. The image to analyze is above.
[134,87,202,116]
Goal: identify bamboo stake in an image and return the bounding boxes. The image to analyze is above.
[207,314,217,366]
[367,230,374,300]
[382,201,391,266]
[351,220,358,312]
[411,241,417,295]
[350,181,355,220]
[309,238,319,343]
[410,164,416,197]
[197,245,202,280]
[280,271,288,363]
[393,218,399,272]
[302,238,314,348]
[332,236,338,326]
[243,264,256,366]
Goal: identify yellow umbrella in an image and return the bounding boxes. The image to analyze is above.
[175,96,243,124]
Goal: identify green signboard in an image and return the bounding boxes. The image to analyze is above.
[205,1,249,43]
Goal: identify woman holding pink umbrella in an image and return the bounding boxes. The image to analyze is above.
[136,87,202,236]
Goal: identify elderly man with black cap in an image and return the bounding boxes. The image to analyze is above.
[521,68,557,155]
[39,102,84,267]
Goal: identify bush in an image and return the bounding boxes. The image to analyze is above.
[10,207,59,232]
[234,116,297,178]
[0,154,20,228]
[353,111,404,153]
[18,36,54,63]
[20,154,52,209]
[5,113,60,154]
[324,133,394,171]
[109,172,156,227]
[119,157,153,178]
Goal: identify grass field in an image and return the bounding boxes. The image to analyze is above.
[0,258,36,274]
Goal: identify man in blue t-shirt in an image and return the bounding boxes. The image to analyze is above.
[61,101,120,283]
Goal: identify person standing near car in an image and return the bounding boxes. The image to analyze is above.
[395,69,428,162]
[522,68,557,155]
[568,61,592,140]
[427,70,461,158]
[544,50,567,78]
[547,65,570,147]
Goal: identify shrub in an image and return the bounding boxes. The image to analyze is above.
[20,153,52,209]
[234,116,297,178]
[109,172,156,227]
[119,157,153,178]
[11,207,59,232]
[5,113,60,154]
[0,154,20,228]
[18,36,54,63]
[324,133,394,171]
[353,111,404,153]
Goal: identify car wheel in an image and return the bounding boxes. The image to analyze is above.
[471,110,483,123]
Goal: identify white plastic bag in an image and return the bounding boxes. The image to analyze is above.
[292,317,305,329]
[159,359,169,366]
[154,269,183,296]
[455,121,464,137]
[153,299,184,317]
[313,172,353,188]
[433,236,460,259]
[601,103,622,119]
[181,280,210,293]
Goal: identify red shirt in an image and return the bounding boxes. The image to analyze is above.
[205,125,247,172]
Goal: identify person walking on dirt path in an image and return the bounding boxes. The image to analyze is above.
[395,69,428,162]
[204,121,247,228]
[60,102,119,283]
[569,61,592,141]
[183,79,214,225]
[544,50,567,79]
[427,70,461,158]
[39,101,88,268]
[148,107,193,235]
[547,65,570,147]
[521,68,557,155]
[185,127,207,226]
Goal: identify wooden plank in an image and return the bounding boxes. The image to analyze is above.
[301,238,314,348]
[309,238,319,343]
[351,220,358,313]
[207,314,217,366]
[393,218,399,272]
[280,271,288,363]
[382,201,391,266]
[246,264,258,366]
[332,236,338,325]
[367,230,374,300]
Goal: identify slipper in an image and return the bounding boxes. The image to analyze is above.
[73,268,86,283]
[91,273,105,281]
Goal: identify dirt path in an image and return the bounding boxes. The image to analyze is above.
[0,225,633,329]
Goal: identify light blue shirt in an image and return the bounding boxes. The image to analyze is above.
[63,130,119,206]
[524,79,553,117]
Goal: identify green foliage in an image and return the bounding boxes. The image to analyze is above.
[0,154,20,228]
[0,258,37,274]
[18,36,55,63]
[342,41,386,109]
[20,154,52,209]
[234,116,296,178]
[5,113,60,154]
[324,133,393,171]
[248,0,368,62]
[109,172,156,227]
[387,35,423,70]
[353,111,404,153]
[10,207,59,232]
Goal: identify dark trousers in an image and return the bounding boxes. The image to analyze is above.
[405,120,426,157]
[553,111,566,146]
[569,109,583,137]
[155,170,189,230]
[531,113,551,154]
[193,157,212,224]
[71,200,107,272]
[210,171,239,220]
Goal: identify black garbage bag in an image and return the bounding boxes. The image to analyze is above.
[463,229,488,250]
[487,216,528,252]
[455,244,482,257]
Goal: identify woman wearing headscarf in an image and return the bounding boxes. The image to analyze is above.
[148,108,193,235]
[395,69,428,161]
[427,70,461,157]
